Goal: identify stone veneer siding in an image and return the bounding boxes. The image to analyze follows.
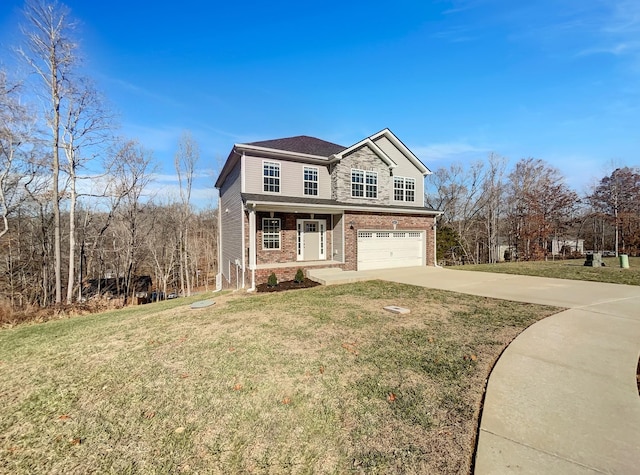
[331,146,393,205]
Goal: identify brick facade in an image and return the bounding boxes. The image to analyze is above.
[220,210,436,287]
[254,263,343,285]
[254,212,333,265]
[342,212,435,270]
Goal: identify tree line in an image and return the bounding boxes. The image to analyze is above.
[426,155,640,264]
[0,0,217,319]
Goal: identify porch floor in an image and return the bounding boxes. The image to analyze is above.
[306,267,375,286]
[255,260,342,270]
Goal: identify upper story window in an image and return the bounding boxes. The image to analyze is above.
[262,218,281,249]
[352,169,377,198]
[263,161,280,193]
[394,177,416,202]
[303,166,318,196]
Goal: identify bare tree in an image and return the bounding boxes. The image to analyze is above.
[18,0,79,303]
[0,70,35,239]
[481,153,508,263]
[588,167,640,255]
[61,78,113,303]
[506,158,579,260]
[174,131,198,296]
[146,202,179,298]
[425,161,487,263]
[111,139,155,304]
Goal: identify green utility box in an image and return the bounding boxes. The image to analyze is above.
[619,254,629,269]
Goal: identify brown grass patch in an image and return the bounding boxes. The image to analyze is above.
[0,282,560,474]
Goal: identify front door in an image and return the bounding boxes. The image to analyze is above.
[303,221,319,260]
[297,219,326,261]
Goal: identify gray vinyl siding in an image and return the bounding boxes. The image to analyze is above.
[243,155,331,199]
[219,161,243,283]
[373,136,425,206]
[332,214,344,262]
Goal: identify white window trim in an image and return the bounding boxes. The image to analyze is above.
[303,166,319,196]
[262,217,281,250]
[351,168,364,198]
[351,168,378,199]
[365,170,378,199]
[262,160,281,194]
[393,176,416,202]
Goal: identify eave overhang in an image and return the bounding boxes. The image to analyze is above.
[369,128,431,176]
[242,193,443,216]
[215,143,337,189]
[329,137,398,169]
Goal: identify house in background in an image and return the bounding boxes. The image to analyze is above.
[550,238,585,257]
[214,128,442,290]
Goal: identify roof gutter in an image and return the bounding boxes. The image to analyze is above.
[234,143,337,163]
[245,199,443,216]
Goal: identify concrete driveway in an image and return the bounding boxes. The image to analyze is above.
[365,266,640,474]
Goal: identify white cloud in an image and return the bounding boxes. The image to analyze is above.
[577,42,640,57]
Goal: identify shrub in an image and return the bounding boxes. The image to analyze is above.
[267,272,278,287]
[294,269,305,283]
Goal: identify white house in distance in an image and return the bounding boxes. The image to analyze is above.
[214,128,442,290]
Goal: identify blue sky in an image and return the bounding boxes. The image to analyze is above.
[1,0,639,206]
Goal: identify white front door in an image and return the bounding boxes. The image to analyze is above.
[297,219,326,261]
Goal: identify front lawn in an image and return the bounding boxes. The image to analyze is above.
[455,257,640,286]
[0,282,559,474]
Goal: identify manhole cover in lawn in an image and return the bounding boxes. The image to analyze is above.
[190,299,215,309]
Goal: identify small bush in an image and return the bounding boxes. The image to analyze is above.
[267,272,278,287]
[294,269,305,283]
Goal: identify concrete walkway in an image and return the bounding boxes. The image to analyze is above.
[314,266,640,473]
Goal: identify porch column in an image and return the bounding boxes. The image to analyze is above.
[433,214,440,268]
[248,208,257,291]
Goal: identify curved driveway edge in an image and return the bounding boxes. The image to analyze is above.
[369,267,640,474]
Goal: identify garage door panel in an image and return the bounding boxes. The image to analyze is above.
[357,230,425,271]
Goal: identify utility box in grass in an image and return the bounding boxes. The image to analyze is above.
[584,252,603,267]
[619,254,630,268]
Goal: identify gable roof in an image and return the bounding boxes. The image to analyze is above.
[215,129,431,189]
[247,136,346,157]
[331,128,431,176]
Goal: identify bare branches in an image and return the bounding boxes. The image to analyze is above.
[17,0,77,95]
[174,131,199,297]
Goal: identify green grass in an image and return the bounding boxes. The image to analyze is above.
[0,282,559,474]
[454,257,640,286]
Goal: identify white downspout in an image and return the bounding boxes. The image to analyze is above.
[216,194,223,291]
[240,152,247,289]
[434,214,442,268]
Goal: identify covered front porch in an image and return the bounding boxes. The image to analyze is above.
[244,199,347,290]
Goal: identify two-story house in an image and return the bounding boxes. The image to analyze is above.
[215,128,442,290]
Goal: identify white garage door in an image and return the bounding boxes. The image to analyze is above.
[357,230,425,271]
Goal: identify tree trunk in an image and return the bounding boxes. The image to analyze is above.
[66,164,76,303]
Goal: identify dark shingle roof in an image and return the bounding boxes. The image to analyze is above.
[246,136,346,157]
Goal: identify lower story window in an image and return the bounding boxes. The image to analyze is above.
[262,218,281,249]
